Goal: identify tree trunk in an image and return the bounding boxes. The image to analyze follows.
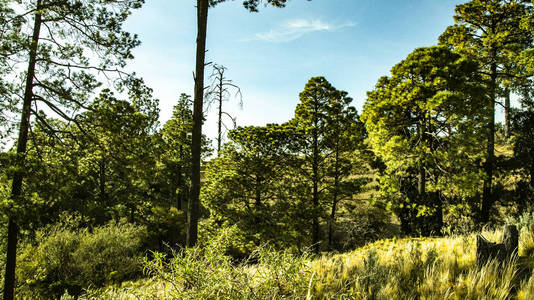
[311,100,320,254]
[502,225,518,257]
[504,87,510,140]
[129,205,135,223]
[176,158,182,210]
[435,192,443,234]
[312,168,319,253]
[3,2,42,299]
[418,118,427,198]
[328,140,340,250]
[255,174,262,207]
[177,127,186,211]
[476,225,518,266]
[217,72,223,155]
[187,0,208,248]
[529,160,534,202]
[481,60,497,224]
[99,158,106,204]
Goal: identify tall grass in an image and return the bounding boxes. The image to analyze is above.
[84,227,534,299]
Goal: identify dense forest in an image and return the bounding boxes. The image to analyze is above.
[1,0,534,299]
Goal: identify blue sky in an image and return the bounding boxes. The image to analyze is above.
[124,0,467,140]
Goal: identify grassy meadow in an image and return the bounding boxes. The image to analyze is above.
[72,224,534,300]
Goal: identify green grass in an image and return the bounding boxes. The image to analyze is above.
[78,227,534,299]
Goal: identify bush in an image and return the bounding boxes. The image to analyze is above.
[141,236,312,299]
[197,220,258,259]
[333,202,398,251]
[16,221,147,298]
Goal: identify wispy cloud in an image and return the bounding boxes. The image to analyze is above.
[253,19,355,43]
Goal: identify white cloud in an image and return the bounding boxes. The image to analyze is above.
[254,19,355,43]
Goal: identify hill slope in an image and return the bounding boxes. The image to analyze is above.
[81,228,534,300]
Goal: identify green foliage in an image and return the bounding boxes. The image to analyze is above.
[202,124,310,251]
[439,0,531,71]
[0,86,160,230]
[0,0,146,155]
[362,46,486,234]
[140,242,311,300]
[511,109,534,207]
[158,93,211,211]
[144,206,186,251]
[198,221,257,258]
[16,221,147,298]
[439,0,534,223]
[291,76,367,250]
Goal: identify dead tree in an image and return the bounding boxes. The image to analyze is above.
[205,64,242,155]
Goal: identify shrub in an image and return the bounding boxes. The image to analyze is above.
[141,235,312,299]
[16,221,147,298]
[334,202,398,251]
[197,220,257,259]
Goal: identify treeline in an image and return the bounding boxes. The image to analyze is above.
[1,0,534,298]
[1,76,374,252]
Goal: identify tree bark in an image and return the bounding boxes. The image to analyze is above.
[476,225,518,266]
[481,60,497,224]
[177,177,183,212]
[255,174,262,207]
[3,2,42,299]
[311,100,320,254]
[187,0,208,248]
[529,160,534,203]
[418,118,427,198]
[217,70,223,155]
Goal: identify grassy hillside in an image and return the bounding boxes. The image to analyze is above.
[78,225,534,300]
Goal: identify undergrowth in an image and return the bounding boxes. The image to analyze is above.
[82,225,534,299]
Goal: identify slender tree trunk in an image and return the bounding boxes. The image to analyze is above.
[217,73,223,155]
[255,174,262,207]
[187,0,208,247]
[176,166,182,210]
[176,141,183,211]
[129,205,135,223]
[3,2,42,299]
[99,158,106,203]
[418,118,427,198]
[328,140,340,250]
[177,127,186,211]
[311,102,320,254]
[481,61,497,224]
[504,87,511,140]
[312,160,319,253]
[435,192,443,234]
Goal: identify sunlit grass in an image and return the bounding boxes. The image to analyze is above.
[81,227,534,299]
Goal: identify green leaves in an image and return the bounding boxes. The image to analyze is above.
[362,46,487,233]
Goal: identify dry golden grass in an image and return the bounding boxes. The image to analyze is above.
[82,227,534,300]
